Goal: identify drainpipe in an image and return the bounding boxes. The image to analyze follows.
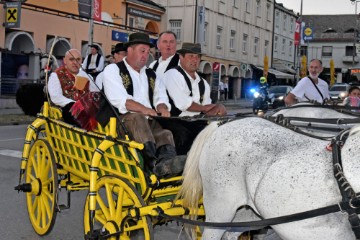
[271,0,275,69]
[194,0,198,43]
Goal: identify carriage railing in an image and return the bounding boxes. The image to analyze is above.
[19,102,150,196]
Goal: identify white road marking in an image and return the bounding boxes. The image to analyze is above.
[0,138,23,142]
[0,150,22,159]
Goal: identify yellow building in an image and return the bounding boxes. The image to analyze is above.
[0,0,164,95]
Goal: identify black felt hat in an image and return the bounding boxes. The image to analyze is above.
[111,43,127,55]
[89,44,99,51]
[177,42,202,55]
[124,32,154,48]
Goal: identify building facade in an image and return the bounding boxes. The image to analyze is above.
[301,15,359,83]
[273,2,297,79]
[0,0,164,96]
[153,0,280,98]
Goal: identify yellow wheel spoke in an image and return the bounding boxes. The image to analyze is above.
[41,195,51,224]
[105,183,116,217]
[94,209,107,225]
[115,187,124,223]
[42,177,54,187]
[32,156,39,177]
[42,158,51,180]
[96,193,110,219]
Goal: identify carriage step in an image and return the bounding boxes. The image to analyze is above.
[58,204,70,211]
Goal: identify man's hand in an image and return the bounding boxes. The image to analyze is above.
[142,107,157,116]
[156,103,170,117]
[204,104,227,116]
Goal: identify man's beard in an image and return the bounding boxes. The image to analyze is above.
[309,72,319,79]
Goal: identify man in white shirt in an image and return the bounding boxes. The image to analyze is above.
[163,42,227,117]
[48,49,98,125]
[219,80,225,101]
[149,31,179,79]
[161,43,227,155]
[82,44,105,78]
[102,32,185,178]
[96,42,127,89]
[285,59,330,105]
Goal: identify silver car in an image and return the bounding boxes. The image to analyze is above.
[329,83,350,100]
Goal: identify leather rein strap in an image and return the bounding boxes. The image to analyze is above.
[331,132,360,238]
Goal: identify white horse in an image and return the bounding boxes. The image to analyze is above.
[267,103,358,138]
[178,117,360,239]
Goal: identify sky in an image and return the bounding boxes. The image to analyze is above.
[276,0,358,15]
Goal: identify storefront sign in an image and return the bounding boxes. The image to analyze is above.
[4,2,21,28]
[128,7,161,21]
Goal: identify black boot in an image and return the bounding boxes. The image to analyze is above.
[141,142,158,170]
[153,144,187,178]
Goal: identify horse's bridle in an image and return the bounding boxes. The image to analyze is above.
[331,131,360,238]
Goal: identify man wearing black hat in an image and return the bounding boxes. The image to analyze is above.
[102,32,185,178]
[96,43,127,89]
[163,42,226,117]
[82,44,105,78]
[160,42,227,155]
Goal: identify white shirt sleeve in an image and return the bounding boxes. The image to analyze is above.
[96,55,105,72]
[163,69,194,112]
[82,55,88,70]
[154,76,171,110]
[48,72,74,107]
[103,64,133,114]
[290,78,307,100]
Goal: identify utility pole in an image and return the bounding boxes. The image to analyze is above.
[296,0,303,83]
[351,0,360,68]
[88,0,94,47]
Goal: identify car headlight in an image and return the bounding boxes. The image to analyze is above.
[277,96,284,100]
[340,92,347,98]
[254,92,260,98]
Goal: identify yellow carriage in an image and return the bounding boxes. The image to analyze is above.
[15,102,205,239]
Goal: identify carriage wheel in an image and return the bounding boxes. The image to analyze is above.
[26,139,58,235]
[83,176,153,240]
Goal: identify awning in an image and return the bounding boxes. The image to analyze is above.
[254,66,294,79]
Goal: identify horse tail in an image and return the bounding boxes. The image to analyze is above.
[177,121,220,213]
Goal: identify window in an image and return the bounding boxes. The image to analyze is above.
[204,22,208,45]
[256,1,261,17]
[266,4,271,21]
[170,20,182,40]
[275,11,279,29]
[290,18,294,32]
[230,30,236,50]
[265,40,269,56]
[283,15,287,31]
[242,34,248,53]
[321,46,333,57]
[233,0,238,8]
[282,38,286,53]
[254,37,259,56]
[274,36,278,51]
[346,46,355,56]
[289,41,293,56]
[216,27,223,48]
[129,17,135,28]
[245,0,250,12]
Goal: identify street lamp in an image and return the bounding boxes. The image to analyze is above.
[351,0,360,67]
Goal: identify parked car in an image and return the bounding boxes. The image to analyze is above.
[329,83,350,100]
[268,85,293,108]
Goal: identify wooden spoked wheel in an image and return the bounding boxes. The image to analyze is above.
[26,139,58,235]
[84,176,153,240]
